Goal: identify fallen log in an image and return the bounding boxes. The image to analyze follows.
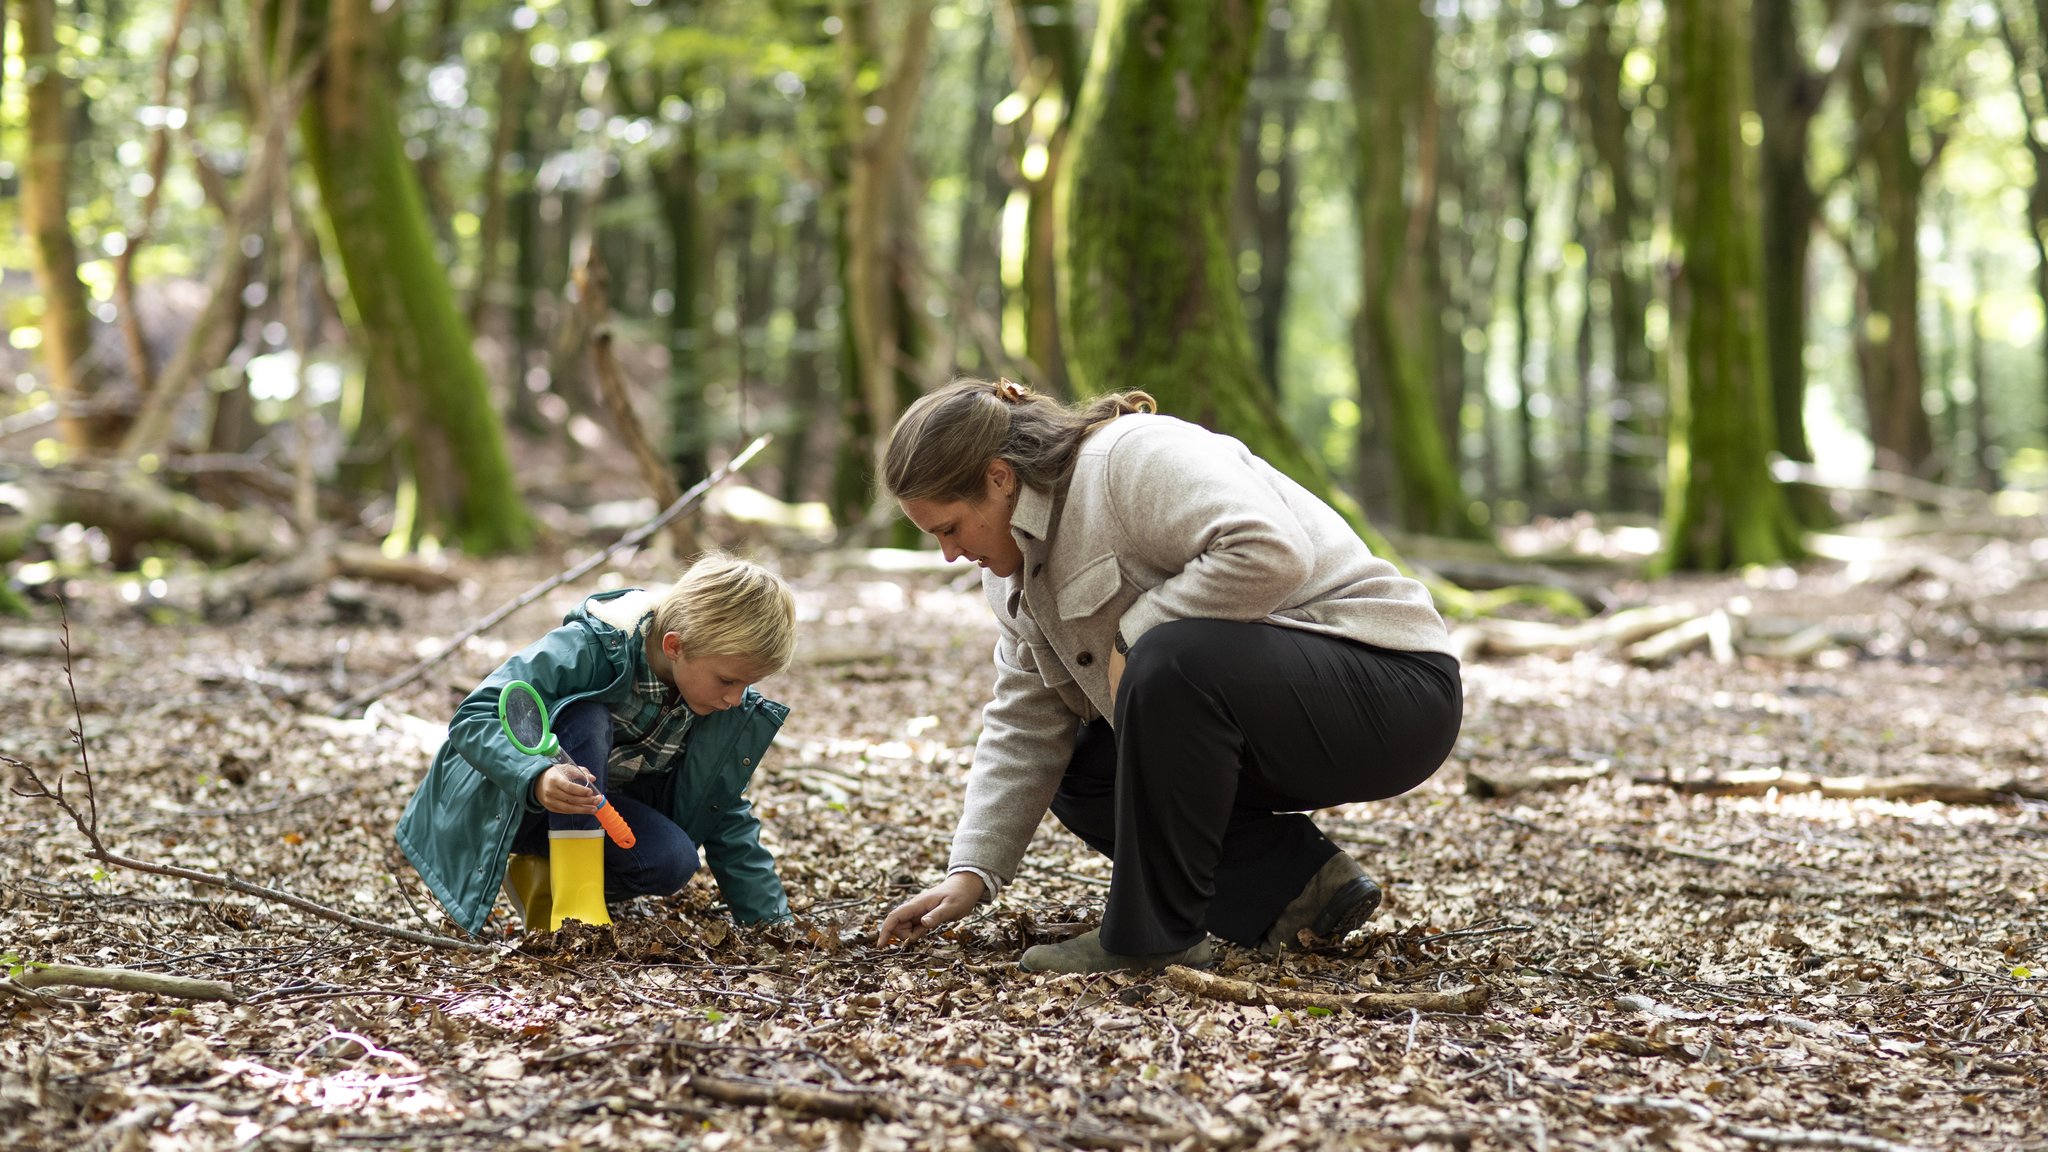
[686,1075,897,1121]
[1645,768,2048,805]
[1449,602,1701,662]
[12,963,240,1002]
[1162,965,1488,1015]
[1465,761,1613,799]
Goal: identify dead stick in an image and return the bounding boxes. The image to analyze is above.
[85,845,489,953]
[1162,965,1488,1015]
[14,963,240,1002]
[329,435,771,717]
[686,1074,897,1121]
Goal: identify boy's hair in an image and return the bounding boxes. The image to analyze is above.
[653,552,797,675]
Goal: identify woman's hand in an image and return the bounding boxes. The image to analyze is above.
[534,763,603,816]
[877,871,986,946]
[1107,647,1126,704]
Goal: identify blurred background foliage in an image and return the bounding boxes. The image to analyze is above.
[2,0,2044,593]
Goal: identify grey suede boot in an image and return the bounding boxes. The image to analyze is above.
[1019,929,1215,974]
[1261,852,1382,954]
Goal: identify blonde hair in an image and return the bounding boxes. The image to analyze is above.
[653,552,797,675]
[883,378,1156,505]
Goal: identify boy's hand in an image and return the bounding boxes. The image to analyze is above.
[878,872,985,947]
[534,763,604,815]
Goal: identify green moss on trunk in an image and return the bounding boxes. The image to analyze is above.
[1659,0,1802,573]
[298,0,531,553]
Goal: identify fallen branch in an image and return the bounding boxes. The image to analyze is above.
[202,538,455,619]
[1724,1126,1930,1152]
[584,250,693,555]
[686,1074,897,1121]
[1162,965,1488,1015]
[1449,602,1702,662]
[1645,768,2048,805]
[6,605,488,953]
[12,962,240,1002]
[328,434,771,717]
[1627,608,1742,666]
[1465,761,1612,799]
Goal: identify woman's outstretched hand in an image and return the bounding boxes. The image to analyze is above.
[877,871,986,946]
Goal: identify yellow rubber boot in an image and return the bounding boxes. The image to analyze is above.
[548,830,611,929]
[502,853,551,932]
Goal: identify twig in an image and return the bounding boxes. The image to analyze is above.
[6,604,489,954]
[1720,1125,1925,1152]
[686,1073,898,1121]
[1162,965,1488,1015]
[12,963,240,1002]
[328,434,771,717]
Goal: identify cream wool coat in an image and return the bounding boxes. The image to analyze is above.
[949,414,1455,891]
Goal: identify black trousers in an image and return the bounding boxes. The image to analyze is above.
[1049,619,1462,954]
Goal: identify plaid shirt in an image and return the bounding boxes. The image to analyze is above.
[606,613,696,784]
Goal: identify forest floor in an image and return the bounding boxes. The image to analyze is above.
[2,517,2045,1151]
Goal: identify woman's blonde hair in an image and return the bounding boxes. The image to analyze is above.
[883,378,1156,504]
[653,552,797,675]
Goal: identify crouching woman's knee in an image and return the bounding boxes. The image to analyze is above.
[1120,618,1235,700]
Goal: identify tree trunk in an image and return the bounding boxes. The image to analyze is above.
[1504,65,1542,504]
[656,120,711,488]
[1751,0,1818,467]
[1003,0,1080,397]
[17,0,121,451]
[1995,1,2048,457]
[467,26,529,337]
[781,201,831,505]
[1580,0,1659,513]
[1969,251,1997,491]
[1336,0,1483,539]
[298,0,533,552]
[1847,17,1935,475]
[1237,0,1298,396]
[838,0,935,532]
[1659,0,1803,572]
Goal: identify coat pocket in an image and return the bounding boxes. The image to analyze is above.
[1056,553,1123,621]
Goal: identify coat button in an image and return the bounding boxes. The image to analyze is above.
[1077,652,1094,666]
[742,758,752,766]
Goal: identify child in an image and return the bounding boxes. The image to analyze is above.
[396,552,797,934]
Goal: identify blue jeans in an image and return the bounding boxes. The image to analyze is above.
[509,700,700,901]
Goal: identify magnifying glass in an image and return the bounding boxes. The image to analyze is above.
[498,680,636,849]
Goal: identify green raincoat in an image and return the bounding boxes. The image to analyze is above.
[395,588,790,934]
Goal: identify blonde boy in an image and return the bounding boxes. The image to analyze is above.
[397,553,797,933]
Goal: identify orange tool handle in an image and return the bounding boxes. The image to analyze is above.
[594,798,636,849]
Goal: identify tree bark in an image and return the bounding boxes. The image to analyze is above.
[1003,0,1080,398]
[17,0,122,451]
[838,0,935,533]
[297,0,533,552]
[1237,0,1298,397]
[1064,0,1373,542]
[1659,0,1803,571]
[1337,0,1484,540]
[1580,0,1660,513]
[1846,13,1935,475]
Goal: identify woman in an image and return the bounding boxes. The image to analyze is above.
[875,379,1462,973]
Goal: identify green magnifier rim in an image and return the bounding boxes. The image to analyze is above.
[497,679,560,758]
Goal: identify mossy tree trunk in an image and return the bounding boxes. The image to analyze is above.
[1336,0,1485,541]
[1062,0,1342,511]
[1846,15,1935,476]
[17,0,122,452]
[298,0,532,552]
[1658,0,1803,572]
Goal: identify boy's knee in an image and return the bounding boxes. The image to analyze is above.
[642,848,699,896]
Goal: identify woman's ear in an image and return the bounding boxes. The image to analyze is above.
[986,458,1015,495]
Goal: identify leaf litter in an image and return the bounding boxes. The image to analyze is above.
[2,542,2045,1150]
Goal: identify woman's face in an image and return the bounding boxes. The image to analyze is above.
[900,461,1025,577]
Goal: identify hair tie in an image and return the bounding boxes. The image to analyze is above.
[995,378,1029,405]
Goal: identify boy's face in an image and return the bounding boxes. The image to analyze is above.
[664,633,766,715]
